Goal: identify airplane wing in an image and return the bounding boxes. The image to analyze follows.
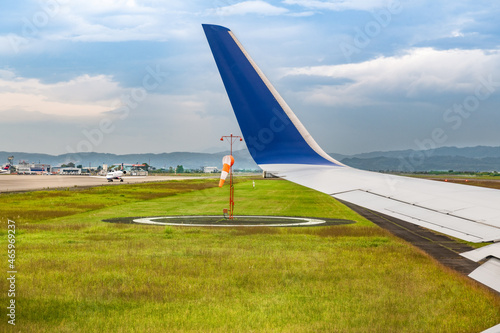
[202,24,500,294]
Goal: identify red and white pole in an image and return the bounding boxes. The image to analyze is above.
[220,134,243,219]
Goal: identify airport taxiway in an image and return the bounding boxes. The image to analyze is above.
[0,175,205,193]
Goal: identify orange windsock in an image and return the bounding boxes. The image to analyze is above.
[219,155,234,187]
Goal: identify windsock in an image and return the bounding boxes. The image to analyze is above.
[219,155,234,187]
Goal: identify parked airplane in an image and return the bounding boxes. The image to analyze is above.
[203,23,500,304]
[0,164,11,174]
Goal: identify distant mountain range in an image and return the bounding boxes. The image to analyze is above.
[2,145,500,172]
[331,146,500,172]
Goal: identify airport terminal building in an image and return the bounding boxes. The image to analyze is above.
[16,162,51,175]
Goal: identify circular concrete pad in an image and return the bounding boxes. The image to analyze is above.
[103,216,355,227]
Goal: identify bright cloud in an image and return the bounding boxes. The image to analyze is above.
[210,1,289,16]
[0,35,26,55]
[282,0,390,11]
[55,0,160,16]
[1,0,196,45]
[283,48,500,106]
[0,71,123,117]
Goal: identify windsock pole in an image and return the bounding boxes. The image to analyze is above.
[220,134,243,219]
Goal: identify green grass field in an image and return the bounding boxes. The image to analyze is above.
[1,177,499,332]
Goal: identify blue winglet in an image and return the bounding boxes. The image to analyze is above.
[203,24,343,167]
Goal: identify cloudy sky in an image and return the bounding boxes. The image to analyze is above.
[1,0,500,156]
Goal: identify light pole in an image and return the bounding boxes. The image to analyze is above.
[220,134,243,219]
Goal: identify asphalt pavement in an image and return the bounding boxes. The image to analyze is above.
[0,175,203,193]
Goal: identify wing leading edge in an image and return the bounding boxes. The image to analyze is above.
[203,24,500,294]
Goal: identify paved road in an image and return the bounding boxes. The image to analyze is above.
[0,175,204,193]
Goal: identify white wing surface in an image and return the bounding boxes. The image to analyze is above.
[265,164,500,243]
